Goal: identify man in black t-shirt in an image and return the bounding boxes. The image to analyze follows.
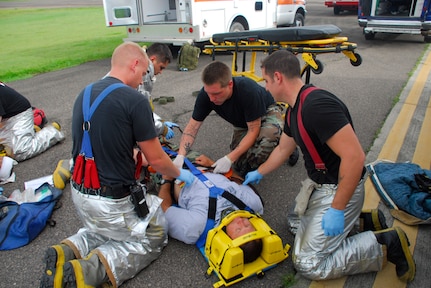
[0,82,64,161]
[40,42,195,288]
[173,61,298,177]
[244,50,415,283]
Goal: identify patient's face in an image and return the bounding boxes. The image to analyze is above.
[226,217,255,239]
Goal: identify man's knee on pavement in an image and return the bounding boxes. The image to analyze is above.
[292,255,325,280]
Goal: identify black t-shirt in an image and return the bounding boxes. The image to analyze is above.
[192,77,275,128]
[0,82,32,118]
[285,85,353,184]
[72,77,157,186]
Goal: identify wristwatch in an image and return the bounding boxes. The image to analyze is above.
[160,179,174,185]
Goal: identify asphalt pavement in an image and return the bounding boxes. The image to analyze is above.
[0,1,430,288]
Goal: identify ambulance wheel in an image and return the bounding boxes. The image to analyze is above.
[168,44,181,59]
[364,30,375,40]
[230,21,246,32]
[334,6,341,15]
[350,53,362,66]
[294,13,305,27]
[257,271,265,279]
[311,60,323,74]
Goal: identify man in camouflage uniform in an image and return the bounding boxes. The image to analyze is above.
[173,61,299,177]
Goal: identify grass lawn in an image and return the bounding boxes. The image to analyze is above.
[0,7,126,82]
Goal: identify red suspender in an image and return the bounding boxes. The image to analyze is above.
[288,86,327,171]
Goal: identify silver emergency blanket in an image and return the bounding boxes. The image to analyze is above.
[292,179,384,280]
[0,108,64,161]
[67,186,168,287]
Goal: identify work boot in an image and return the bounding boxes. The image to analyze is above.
[360,209,388,231]
[288,147,299,166]
[0,144,6,156]
[63,253,108,288]
[52,159,71,190]
[40,244,76,288]
[374,227,416,282]
[51,122,61,131]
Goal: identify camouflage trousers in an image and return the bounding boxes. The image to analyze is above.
[231,103,286,176]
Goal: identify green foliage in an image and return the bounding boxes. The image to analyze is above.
[0,7,125,82]
[281,272,297,287]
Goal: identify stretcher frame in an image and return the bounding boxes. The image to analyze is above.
[202,25,362,84]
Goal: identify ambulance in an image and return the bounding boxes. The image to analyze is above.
[358,0,431,42]
[102,0,307,47]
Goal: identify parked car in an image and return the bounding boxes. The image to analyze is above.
[325,0,358,15]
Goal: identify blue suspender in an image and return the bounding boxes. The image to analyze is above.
[80,83,126,158]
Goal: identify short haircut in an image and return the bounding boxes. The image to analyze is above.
[146,43,173,63]
[260,50,301,79]
[241,239,263,263]
[201,61,232,87]
[112,42,147,67]
[223,213,264,264]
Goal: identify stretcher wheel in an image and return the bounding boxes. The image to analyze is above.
[350,53,362,67]
[311,59,323,74]
[47,219,56,227]
[257,271,265,279]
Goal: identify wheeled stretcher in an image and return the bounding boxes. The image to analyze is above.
[203,25,362,83]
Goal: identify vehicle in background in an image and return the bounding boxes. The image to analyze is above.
[325,0,358,15]
[358,0,431,42]
[102,0,306,48]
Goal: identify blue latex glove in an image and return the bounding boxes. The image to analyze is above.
[164,121,179,128]
[164,126,175,139]
[177,168,195,187]
[243,170,263,185]
[321,207,345,236]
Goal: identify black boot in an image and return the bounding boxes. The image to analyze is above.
[40,244,76,288]
[63,253,108,288]
[360,209,388,231]
[374,227,416,282]
[288,147,299,166]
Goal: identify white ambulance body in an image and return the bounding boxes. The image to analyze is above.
[102,0,306,46]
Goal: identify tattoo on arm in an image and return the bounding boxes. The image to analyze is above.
[183,133,195,139]
[184,142,192,154]
[181,123,199,154]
